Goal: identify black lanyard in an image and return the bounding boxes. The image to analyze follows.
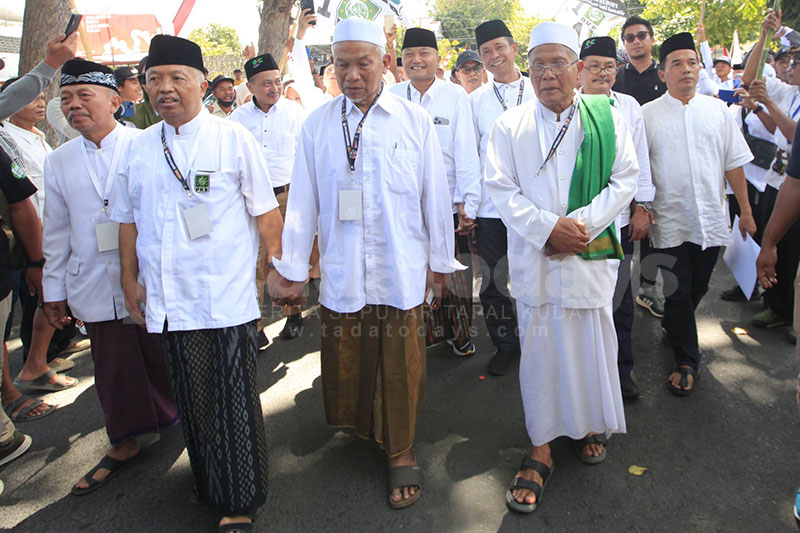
[341,84,383,172]
[160,125,192,196]
[537,104,576,176]
[493,80,524,112]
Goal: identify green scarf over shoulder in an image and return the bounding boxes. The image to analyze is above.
[567,94,624,260]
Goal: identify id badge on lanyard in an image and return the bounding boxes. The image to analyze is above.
[81,136,123,252]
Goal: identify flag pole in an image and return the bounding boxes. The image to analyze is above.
[756,0,782,79]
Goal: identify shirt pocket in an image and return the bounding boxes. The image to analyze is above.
[383,148,420,196]
[66,255,80,276]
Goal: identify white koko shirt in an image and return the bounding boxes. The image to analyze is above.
[3,121,51,216]
[229,96,306,188]
[390,78,482,218]
[470,73,535,218]
[43,124,138,322]
[273,90,464,314]
[643,92,753,250]
[485,98,639,309]
[111,109,279,333]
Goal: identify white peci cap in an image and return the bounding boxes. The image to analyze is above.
[333,18,386,52]
[527,21,580,55]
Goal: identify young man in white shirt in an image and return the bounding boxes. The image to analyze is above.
[578,35,655,400]
[112,35,284,532]
[390,28,482,356]
[272,18,462,510]
[470,19,534,375]
[643,33,755,396]
[43,59,178,497]
[486,22,638,513]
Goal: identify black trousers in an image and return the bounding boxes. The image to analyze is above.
[658,243,720,370]
[727,181,764,244]
[474,217,519,353]
[760,185,800,319]
[613,226,635,377]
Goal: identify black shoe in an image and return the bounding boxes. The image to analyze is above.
[280,314,304,340]
[256,331,270,350]
[488,349,518,376]
[619,373,640,400]
[720,286,746,302]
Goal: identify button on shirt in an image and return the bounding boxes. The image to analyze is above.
[229,97,306,187]
[43,124,138,322]
[111,110,279,333]
[485,99,639,308]
[470,74,535,218]
[643,93,753,250]
[273,90,464,313]
[390,78,482,218]
[3,121,51,216]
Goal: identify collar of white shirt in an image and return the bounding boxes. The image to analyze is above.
[406,77,444,104]
[163,107,208,137]
[662,91,699,108]
[82,122,122,152]
[4,121,45,144]
[251,95,285,116]
[343,87,399,118]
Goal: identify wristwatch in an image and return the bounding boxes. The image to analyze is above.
[27,257,45,268]
[753,105,764,114]
[636,202,653,212]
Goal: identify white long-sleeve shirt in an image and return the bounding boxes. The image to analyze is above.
[731,104,774,192]
[470,74,535,218]
[111,109,278,333]
[273,90,464,313]
[229,97,306,188]
[43,124,139,322]
[390,78,482,218]
[643,92,753,250]
[485,98,639,309]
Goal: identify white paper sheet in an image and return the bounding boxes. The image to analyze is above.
[723,216,760,300]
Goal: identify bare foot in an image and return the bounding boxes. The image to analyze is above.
[74,440,140,490]
[581,432,604,457]
[668,365,694,392]
[388,449,418,504]
[511,444,551,505]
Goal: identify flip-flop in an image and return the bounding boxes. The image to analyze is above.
[13,369,78,393]
[574,434,608,465]
[506,456,555,513]
[71,452,142,496]
[219,522,253,533]
[49,358,75,373]
[388,465,423,509]
[667,366,698,397]
[57,339,91,356]
[3,396,56,423]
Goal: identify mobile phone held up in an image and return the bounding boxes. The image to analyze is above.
[63,14,82,41]
[301,0,316,25]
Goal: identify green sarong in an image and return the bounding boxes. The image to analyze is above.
[567,94,624,260]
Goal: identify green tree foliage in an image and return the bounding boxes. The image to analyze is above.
[781,3,799,31]
[431,0,542,69]
[642,0,767,48]
[188,23,242,56]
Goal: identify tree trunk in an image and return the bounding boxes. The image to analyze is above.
[19,0,72,146]
[258,0,295,59]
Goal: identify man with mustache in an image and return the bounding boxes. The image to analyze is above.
[578,36,655,400]
[643,33,755,396]
[42,58,178,497]
[469,19,534,376]
[454,50,485,95]
[111,35,283,531]
[207,75,236,118]
[230,53,308,342]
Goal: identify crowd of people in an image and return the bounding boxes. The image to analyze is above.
[0,5,797,532]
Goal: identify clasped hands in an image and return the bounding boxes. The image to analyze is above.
[545,217,589,259]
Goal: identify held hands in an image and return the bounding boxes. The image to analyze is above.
[628,205,654,242]
[44,32,77,69]
[43,300,70,330]
[122,278,147,328]
[269,267,306,307]
[545,217,589,257]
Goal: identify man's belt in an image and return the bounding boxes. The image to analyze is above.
[273,184,289,195]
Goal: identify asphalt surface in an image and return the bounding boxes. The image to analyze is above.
[1,258,798,532]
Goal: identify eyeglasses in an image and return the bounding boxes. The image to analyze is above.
[529,60,579,77]
[623,31,650,43]
[458,65,483,75]
[583,65,618,75]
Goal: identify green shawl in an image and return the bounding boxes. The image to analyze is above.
[567,94,624,260]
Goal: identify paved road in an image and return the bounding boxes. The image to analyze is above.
[1,262,798,532]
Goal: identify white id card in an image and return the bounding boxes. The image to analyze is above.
[183,204,214,239]
[95,222,120,252]
[339,190,363,221]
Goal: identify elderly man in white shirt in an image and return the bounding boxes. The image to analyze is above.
[643,33,754,397]
[486,22,638,514]
[272,18,462,510]
[469,19,535,376]
[230,52,309,342]
[578,35,655,400]
[390,28,482,356]
[42,59,178,497]
[111,35,283,532]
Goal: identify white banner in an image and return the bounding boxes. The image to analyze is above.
[555,0,626,46]
[310,0,405,25]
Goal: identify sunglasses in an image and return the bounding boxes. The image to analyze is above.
[623,31,650,43]
[458,65,483,75]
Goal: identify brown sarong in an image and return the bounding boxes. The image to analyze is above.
[320,304,425,457]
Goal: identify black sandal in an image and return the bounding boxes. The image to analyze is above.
[71,452,141,496]
[505,456,554,513]
[667,366,698,397]
[219,522,253,533]
[574,434,608,465]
